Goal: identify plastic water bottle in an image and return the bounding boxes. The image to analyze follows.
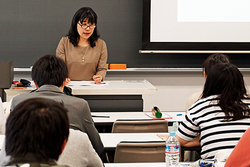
[152,106,162,118]
[171,121,179,133]
[165,132,180,167]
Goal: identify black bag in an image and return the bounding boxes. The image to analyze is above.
[63,86,73,96]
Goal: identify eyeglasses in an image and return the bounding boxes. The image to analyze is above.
[78,23,96,29]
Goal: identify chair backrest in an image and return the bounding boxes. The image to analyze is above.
[113,141,165,163]
[0,61,14,102]
[111,119,168,133]
[0,61,14,89]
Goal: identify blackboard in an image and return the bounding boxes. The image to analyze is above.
[0,0,249,68]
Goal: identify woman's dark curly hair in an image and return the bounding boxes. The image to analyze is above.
[67,7,100,47]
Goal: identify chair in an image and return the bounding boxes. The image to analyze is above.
[181,146,201,162]
[111,119,168,133]
[113,141,165,163]
[0,61,14,102]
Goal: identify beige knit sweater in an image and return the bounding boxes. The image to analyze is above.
[56,37,107,81]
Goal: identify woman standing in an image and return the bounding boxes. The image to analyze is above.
[56,7,107,84]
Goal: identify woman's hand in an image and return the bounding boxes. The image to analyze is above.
[93,75,103,84]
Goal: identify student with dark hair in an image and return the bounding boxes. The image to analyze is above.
[202,53,231,77]
[185,53,231,111]
[176,63,250,159]
[56,7,107,84]
[10,55,104,157]
[3,97,69,166]
[31,54,69,88]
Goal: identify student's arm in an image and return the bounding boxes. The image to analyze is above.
[176,110,200,147]
[176,135,200,147]
[80,101,104,156]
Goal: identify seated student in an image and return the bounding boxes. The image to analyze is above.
[184,54,231,162]
[224,128,250,167]
[185,53,230,112]
[1,98,69,166]
[176,63,250,159]
[0,97,5,135]
[10,55,104,157]
[1,99,103,166]
[0,129,103,167]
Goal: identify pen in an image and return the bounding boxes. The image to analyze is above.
[92,115,110,118]
[204,163,213,167]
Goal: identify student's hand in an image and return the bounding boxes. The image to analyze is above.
[93,75,103,84]
[65,78,71,85]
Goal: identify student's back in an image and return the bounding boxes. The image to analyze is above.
[11,55,104,156]
[58,129,103,167]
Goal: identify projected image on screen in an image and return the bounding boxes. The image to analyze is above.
[151,0,250,42]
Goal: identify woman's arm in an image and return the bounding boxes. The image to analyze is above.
[96,40,107,79]
[176,135,200,147]
[56,37,66,61]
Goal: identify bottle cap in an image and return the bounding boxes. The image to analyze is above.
[170,132,175,136]
[153,106,158,111]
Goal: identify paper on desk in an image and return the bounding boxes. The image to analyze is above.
[145,112,172,119]
[68,81,108,86]
[123,80,147,83]
[157,133,169,141]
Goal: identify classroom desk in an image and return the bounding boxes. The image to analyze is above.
[93,111,185,132]
[101,132,170,163]
[100,132,201,162]
[69,80,156,95]
[5,80,157,111]
[104,162,191,167]
[100,132,168,151]
[93,111,184,124]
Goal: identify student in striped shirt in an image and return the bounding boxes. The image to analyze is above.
[176,63,250,159]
